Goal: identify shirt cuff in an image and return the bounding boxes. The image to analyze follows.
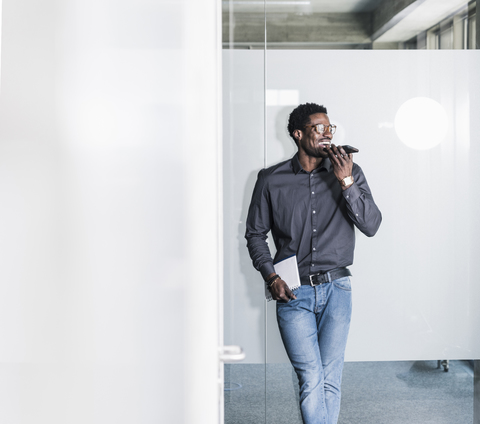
[342,182,361,203]
[260,262,276,281]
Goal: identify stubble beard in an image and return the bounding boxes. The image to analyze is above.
[304,144,329,159]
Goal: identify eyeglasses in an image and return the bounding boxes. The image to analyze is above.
[304,124,337,135]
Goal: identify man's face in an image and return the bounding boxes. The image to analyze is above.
[297,113,333,159]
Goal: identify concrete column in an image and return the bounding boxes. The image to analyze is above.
[475,361,480,424]
[477,4,480,49]
[452,14,464,49]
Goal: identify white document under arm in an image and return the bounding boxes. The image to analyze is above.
[265,255,301,301]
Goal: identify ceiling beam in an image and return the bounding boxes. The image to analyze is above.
[223,12,372,46]
[373,0,472,43]
[371,0,427,40]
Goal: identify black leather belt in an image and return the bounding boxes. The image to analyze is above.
[300,267,352,286]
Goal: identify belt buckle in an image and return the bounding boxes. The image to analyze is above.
[309,272,331,286]
[309,273,320,286]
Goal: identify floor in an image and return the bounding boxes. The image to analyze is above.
[224,360,474,424]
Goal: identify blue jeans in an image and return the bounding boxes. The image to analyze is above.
[276,277,352,424]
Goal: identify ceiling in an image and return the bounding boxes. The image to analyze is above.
[222,0,474,47]
[222,0,384,13]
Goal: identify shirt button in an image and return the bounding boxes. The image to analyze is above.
[356,213,359,216]
[311,263,315,267]
[313,248,316,251]
[313,210,316,214]
[312,191,315,195]
[346,195,349,198]
[313,229,317,232]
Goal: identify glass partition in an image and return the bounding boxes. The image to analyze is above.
[223,1,479,423]
[223,2,267,422]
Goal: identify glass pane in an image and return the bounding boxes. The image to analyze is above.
[440,25,454,48]
[223,1,267,423]
[225,0,478,422]
[261,1,478,423]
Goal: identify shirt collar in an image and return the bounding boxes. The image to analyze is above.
[292,153,332,174]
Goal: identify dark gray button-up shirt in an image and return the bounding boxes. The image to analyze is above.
[245,153,382,280]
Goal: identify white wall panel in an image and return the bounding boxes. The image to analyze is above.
[0,0,222,423]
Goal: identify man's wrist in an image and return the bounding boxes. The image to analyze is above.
[266,274,281,289]
[261,264,276,281]
[339,175,354,189]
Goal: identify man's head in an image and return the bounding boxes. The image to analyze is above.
[288,103,334,159]
[288,103,328,145]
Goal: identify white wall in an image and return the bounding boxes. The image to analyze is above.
[0,1,222,423]
[223,49,480,363]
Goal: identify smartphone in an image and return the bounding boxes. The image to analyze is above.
[341,145,359,154]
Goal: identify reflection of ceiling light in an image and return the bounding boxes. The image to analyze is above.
[266,89,299,106]
[223,1,311,5]
[394,97,448,150]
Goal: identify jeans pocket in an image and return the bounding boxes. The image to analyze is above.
[277,286,302,305]
[332,276,352,291]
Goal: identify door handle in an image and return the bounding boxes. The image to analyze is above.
[219,345,245,363]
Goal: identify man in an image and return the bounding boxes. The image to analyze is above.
[245,103,382,424]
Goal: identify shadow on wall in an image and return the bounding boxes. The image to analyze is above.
[269,105,298,166]
[236,105,298,363]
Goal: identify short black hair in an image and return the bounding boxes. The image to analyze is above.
[288,103,328,144]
